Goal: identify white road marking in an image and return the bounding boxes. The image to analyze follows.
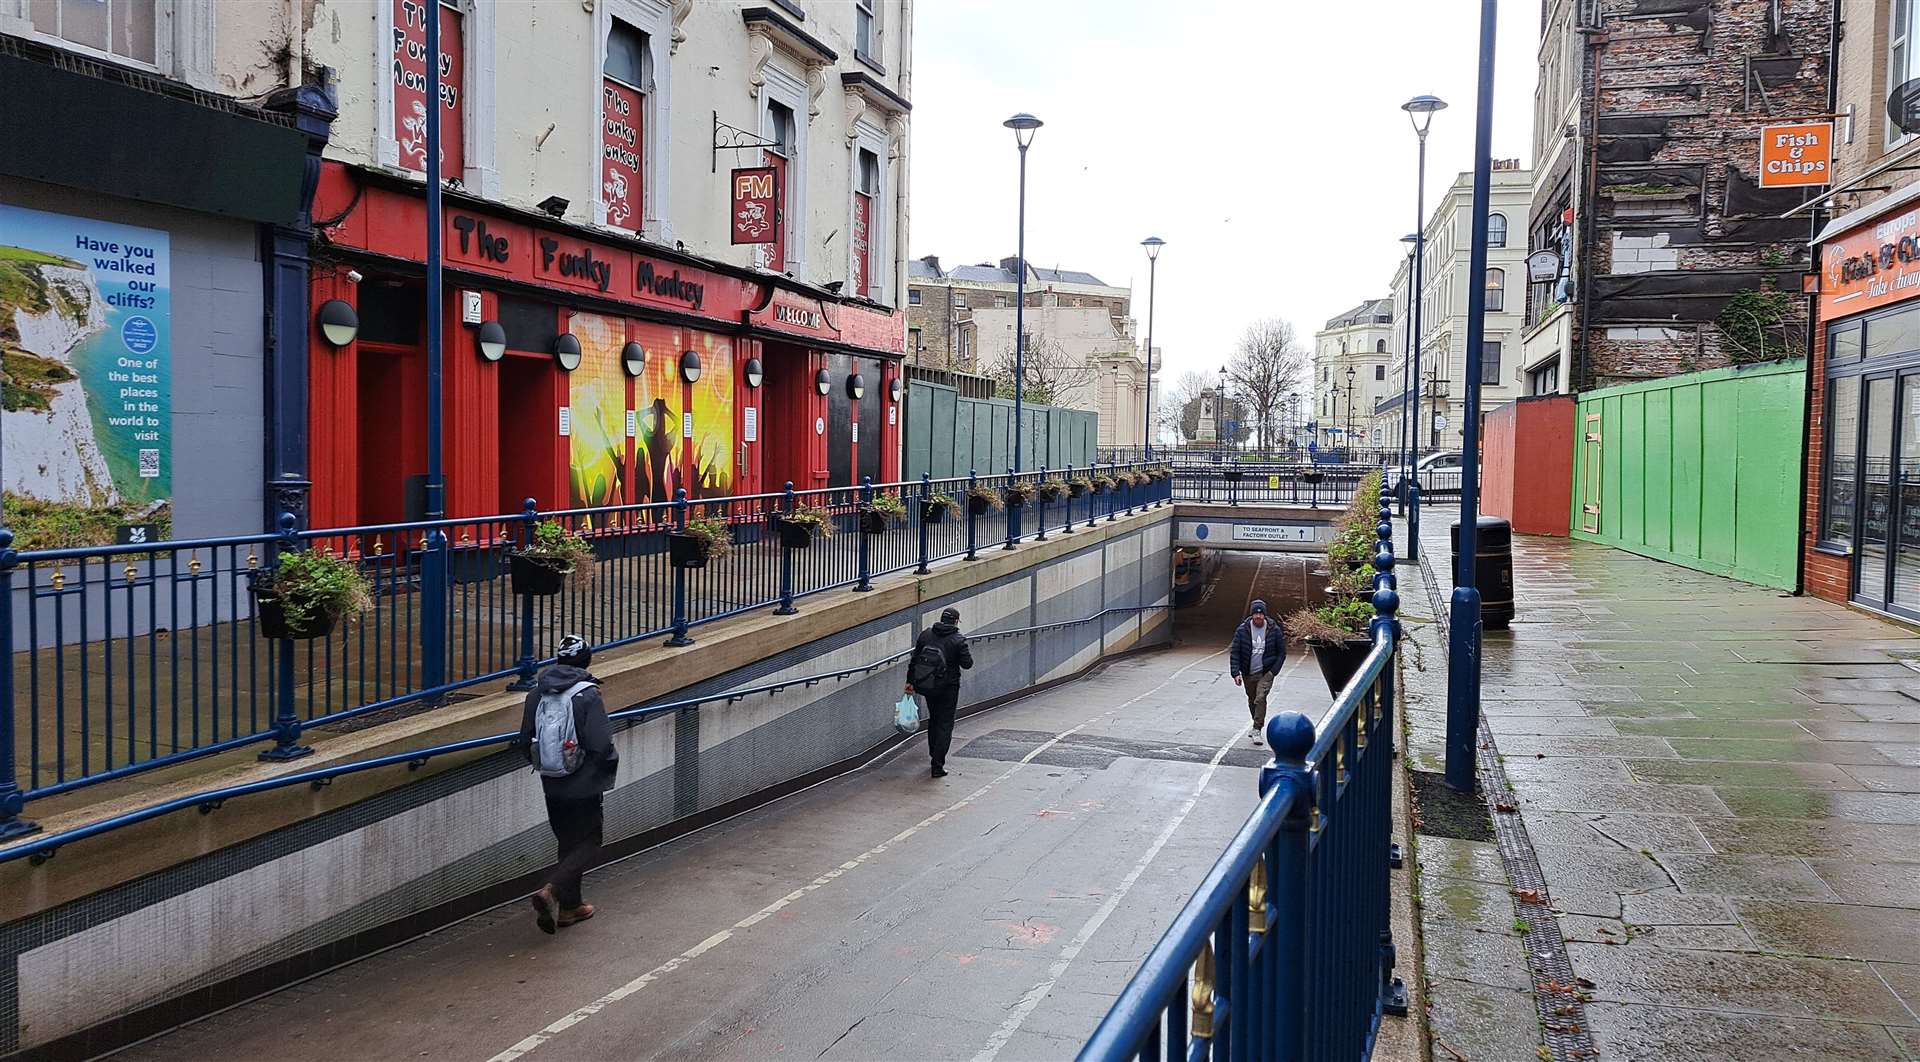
[972,651,1309,1062]
[484,648,1227,1062]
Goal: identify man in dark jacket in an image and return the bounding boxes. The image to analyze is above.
[905,607,974,778]
[516,634,618,934]
[1229,600,1284,745]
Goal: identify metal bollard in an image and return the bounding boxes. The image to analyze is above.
[916,473,933,574]
[507,497,540,690]
[966,469,980,561]
[856,477,875,592]
[665,490,694,645]
[774,482,798,615]
[260,513,314,761]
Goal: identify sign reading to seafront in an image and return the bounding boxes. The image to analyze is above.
[0,205,172,547]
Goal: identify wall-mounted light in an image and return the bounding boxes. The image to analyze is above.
[476,320,506,361]
[554,332,582,372]
[622,341,646,377]
[537,195,569,218]
[317,299,359,347]
[744,357,765,388]
[814,368,832,395]
[679,349,702,384]
[847,373,866,400]
[889,377,903,403]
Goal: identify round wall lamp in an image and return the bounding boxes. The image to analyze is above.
[553,332,582,372]
[847,373,866,400]
[476,320,506,362]
[814,368,832,395]
[622,341,646,377]
[679,349,702,384]
[744,357,764,388]
[317,299,359,347]
[889,377,903,403]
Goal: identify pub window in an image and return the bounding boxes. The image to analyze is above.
[764,100,797,271]
[1482,340,1503,385]
[1865,306,1920,361]
[853,147,880,298]
[601,19,650,233]
[31,0,158,67]
[1823,372,1862,545]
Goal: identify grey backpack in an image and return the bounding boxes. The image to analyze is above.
[532,681,596,777]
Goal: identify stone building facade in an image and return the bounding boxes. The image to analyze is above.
[1313,299,1395,449]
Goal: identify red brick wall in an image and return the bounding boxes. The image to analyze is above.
[1803,321,1850,603]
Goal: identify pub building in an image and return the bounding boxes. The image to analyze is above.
[305,161,907,529]
[1806,189,1920,621]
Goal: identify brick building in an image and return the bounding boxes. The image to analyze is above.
[1523,0,1830,394]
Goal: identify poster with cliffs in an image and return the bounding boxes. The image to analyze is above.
[0,205,172,549]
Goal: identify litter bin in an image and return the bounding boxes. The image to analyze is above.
[1450,516,1513,629]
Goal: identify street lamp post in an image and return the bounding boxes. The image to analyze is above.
[1327,382,1340,452]
[1344,364,1357,458]
[1403,91,1446,565]
[1445,0,1499,795]
[1397,236,1418,513]
[420,4,449,695]
[1218,364,1230,454]
[1141,237,1164,461]
[1004,112,1042,545]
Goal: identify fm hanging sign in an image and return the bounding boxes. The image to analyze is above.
[731,166,778,245]
[1757,121,1832,188]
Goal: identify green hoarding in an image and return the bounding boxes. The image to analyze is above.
[903,381,1096,480]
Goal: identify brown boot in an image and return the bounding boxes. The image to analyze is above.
[558,903,596,927]
[529,886,558,935]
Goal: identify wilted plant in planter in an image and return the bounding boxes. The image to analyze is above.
[1327,524,1378,570]
[1325,563,1374,603]
[1003,482,1034,509]
[778,504,835,547]
[1091,474,1116,494]
[512,520,596,595]
[254,549,372,639]
[968,483,1005,514]
[1286,598,1380,695]
[1068,476,1092,497]
[861,492,907,533]
[1038,479,1067,502]
[670,516,733,568]
[923,491,956,522]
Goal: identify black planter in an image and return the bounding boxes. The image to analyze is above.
[668,532,710,569]
[859,509,890,535]
[922,501,951,524]
[1005,493,1027,510]
[255,594,341,640]
[1039,489,1063,504]
[968,494,996,516]
[1069,484,1087,498]
[777,520,817,549]
[1309,636,1376,696]
[1224,469,1244,481]
[1302,471,1325,485]
[509,551,569,596]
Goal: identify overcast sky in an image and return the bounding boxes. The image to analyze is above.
[908,0,1541,386]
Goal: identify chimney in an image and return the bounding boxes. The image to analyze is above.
[999,256,1025,276]
[919,254,942,274]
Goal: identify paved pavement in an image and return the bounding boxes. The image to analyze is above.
[1399,516,1920,1061]
[115,553,1339,1062]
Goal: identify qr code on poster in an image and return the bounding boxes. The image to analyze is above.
[138,449,160,479]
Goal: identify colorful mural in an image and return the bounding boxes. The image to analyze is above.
[687,329,735,498]
[567,313,628,509]
[632,320,682,505]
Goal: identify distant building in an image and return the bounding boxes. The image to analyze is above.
[1379,162,1532,452]
[1313,299,1395,449]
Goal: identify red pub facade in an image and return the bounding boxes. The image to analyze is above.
[307,162,906,529]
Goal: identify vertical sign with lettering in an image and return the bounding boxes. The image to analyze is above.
[601,77,643,232]
[852,190,872,297]
[731,166,778,245]
[392,0,464,176]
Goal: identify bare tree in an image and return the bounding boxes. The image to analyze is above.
[1227,319,1310,450]
[989,335,1098,407]
[1162,369,1210,444]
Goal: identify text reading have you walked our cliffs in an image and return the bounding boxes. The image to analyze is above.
[0,204,172,547]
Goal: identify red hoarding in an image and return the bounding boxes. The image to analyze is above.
[731,166,778,245]
[601,78,643,232]
[392,0,464,177]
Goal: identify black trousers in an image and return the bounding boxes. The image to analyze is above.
[924,685,960,770]
[543,792,604,909]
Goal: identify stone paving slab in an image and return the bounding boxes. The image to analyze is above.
[1401,519,1920,1062]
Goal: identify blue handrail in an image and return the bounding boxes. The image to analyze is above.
[1080,479,1402,1062]
[0,603,1169,866]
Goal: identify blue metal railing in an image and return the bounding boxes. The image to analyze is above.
[0,602,1170,866]
[0,464,1172,835]
[1080,492,1403,1062]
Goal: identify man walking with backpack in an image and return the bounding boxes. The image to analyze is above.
[1229,600,1284,745]
[517,634,618,934]
[905,607,973,778]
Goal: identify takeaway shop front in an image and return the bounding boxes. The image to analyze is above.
[304,163,905,528]
[1807,189,1920,620]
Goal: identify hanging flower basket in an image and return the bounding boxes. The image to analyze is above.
[777,505,833,549]
[251,551,370,640]
[510,520,594,596]
[923,493,955,524]
[968,486,1005,515]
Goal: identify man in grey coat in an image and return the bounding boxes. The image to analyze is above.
[516,635,618,934]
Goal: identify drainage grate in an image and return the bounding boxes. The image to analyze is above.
[1416,545,1599,1061]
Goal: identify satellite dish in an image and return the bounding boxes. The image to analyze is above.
[1889,80,1920,137]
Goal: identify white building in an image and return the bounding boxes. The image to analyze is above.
[1312,299,1395,449]
[1377,162,1531,453]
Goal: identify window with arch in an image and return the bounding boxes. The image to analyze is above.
[1487,212,1508,248]
[1486,267,1506,312]
[1376,338,1387,353]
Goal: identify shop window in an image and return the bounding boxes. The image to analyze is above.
[1865,306,1920,361]
[1830,323,1862,366]
[1482,340,1503,385]
[853,147,879,298]
[30,0,157,66]
[600,19,649,233]
[358,282,423,345]
[1485,268,1506,312]
[1823,373,1862,545]
[498,295,558,353]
